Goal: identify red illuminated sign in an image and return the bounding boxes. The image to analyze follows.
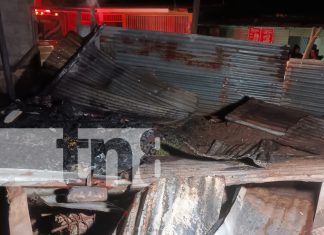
[35,9,59,17]
[248,27,274,43]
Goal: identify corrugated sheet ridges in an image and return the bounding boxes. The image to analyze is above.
[279,116,324,154]
[100,26,289,114]
[124,177,224,234]
[50,40,198,120]
[282,58,324,115]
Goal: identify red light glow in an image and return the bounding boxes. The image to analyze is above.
[248,27,274,43]
[35,9,58,17]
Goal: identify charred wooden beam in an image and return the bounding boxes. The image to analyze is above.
[131,156,324,189]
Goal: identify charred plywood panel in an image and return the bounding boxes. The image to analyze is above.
[216,186,315,235]
[132,156,324,189]
[122,177,225,235]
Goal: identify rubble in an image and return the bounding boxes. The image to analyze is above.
[52,213,95,234]
[1,27,324,235]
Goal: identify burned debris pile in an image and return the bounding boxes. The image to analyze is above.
[1,27,324,235]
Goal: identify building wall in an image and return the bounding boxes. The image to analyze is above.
[0,0,36,66]
[218,25,324,56]
[0,0,36,93]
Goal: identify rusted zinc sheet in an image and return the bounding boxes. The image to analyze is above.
[226,98,308,136]
[216,185,315,235]
[278,116,324,154]
[99,26,289,114]
[121,176,225,235]
[47,35,198,120]
[282,59,324,116]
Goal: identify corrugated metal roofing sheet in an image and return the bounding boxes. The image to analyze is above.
[47,32,198,120]
[122,176,225,235]
[216,186,315,235]
[282,59,324,115]
[278,116,324,155]
[226,98,308,135]
[99,26,289,114]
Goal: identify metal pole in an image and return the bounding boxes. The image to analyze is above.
[191,0,200,34]
[0,11,15,100]
[90,7,96,31]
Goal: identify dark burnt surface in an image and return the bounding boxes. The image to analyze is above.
[0,96,158,175]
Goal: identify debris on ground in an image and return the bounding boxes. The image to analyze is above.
[1,27,324,235]
[118,177,225,235]
[3,109,23,124]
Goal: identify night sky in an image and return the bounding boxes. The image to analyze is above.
[42,0,324,25]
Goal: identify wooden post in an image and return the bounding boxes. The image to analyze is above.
[7,187,33,235]
[191,0,200,34]
[302,27,322,60]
